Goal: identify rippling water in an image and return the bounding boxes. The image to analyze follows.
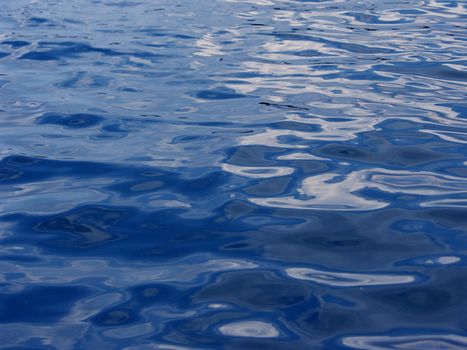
[1,0,466,349]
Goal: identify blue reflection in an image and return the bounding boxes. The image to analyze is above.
[0,0,466,349]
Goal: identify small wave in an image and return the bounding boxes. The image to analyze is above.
[286,267,418,287]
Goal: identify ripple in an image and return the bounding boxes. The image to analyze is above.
[195,87,248,100]
[34,206,126,248]
[0,285,91,323]
[0,255,259,287]
[249,169,467,211]
[18,42,123,61]
[397,255,463,267]
[103,322,154,339]
[0,184,108,215]
[0,0,466,348]
[36,112,104,129]
[286,267,418,287]
[340,333,467,350]
[221,163,294,179]
[218,320,280,338]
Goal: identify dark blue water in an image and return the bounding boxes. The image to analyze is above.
[1,0,467,348]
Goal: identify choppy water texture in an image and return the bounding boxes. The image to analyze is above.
[0,0,466,349]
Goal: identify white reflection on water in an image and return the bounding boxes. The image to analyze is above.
[218,320,280,338]
[249,169,467,211]
[194,33,223,57]
[341,333,467,350]
[286,267,417,287]
[424,256,461,265]
[221,163,295,178]
[277,152,329,161]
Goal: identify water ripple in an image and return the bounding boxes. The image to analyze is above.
[286,267,420,287]
[339,333,467,350]
[0,0,466,348]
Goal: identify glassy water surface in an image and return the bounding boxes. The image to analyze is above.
[0,0,466,348]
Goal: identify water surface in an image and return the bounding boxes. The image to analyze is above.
[0,0,466,349]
